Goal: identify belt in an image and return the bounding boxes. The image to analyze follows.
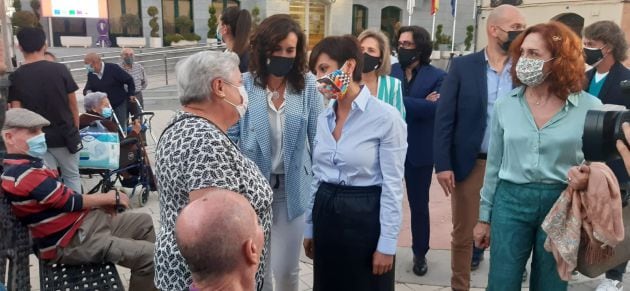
[477,153,487,160]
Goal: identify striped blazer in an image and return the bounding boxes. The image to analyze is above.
[230,72,324,220]
[377,75,406,118]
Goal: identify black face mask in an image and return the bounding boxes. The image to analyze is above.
[267,56,295,77]
[398,48,418,69]
[584,47,604,66]
[501,30,523,52]
[362,53,381,73]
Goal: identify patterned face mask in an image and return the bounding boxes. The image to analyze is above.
[515,56,554,87]
[316,63,351,100]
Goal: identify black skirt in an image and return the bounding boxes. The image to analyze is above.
[312,182,395,291]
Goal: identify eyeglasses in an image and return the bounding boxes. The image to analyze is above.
[398,41,416,49]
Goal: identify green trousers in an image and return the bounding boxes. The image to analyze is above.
[487,180,567,291]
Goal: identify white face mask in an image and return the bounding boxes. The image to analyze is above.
[223,81,249,118]
[515,56,554,87]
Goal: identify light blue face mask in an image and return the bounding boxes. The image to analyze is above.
[102,107,113,118]
[85,64,94,74]
[216,29,223,42]
[26,133,47,158]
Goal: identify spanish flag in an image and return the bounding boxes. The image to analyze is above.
[431,0,439,15]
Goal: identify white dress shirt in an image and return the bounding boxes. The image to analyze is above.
[267,90,285,174]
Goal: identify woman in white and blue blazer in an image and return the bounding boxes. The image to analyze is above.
[230,14,323,291]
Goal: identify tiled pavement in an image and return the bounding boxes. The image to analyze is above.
[23,110,623,290]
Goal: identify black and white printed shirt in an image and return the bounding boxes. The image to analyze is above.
[154,111,273,290]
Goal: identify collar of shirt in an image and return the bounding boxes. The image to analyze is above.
[509,86,580,111]
[325,85,370,119]
[484,50,513,73]
[266,90,285,113]
[94,62,105,78]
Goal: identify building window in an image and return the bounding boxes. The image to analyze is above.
[289,0,325,50]
[163,0,193,35]
[352,5,367,36]
[108,0,142,36]
[381,6,401,49]
[211,0,240,20]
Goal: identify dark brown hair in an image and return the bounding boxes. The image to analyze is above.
[584,20,628,62]
[249,14,306,92]
[220,7,252,56]
[309,35,363,83]
[510,21,586,100]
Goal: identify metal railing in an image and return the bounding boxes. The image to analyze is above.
[61,43,225,87]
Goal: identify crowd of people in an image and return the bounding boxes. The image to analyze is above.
[4,3,630,291]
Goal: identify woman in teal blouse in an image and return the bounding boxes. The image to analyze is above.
[472,22,602,290]
[358,29,406,118]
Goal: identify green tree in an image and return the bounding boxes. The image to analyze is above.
[147,6,160,38]
[464,25,474,51]
[120,13,142,36]
[13,0,21,11]
[12,11,38,34]
[207,4,217,38]
[251,6,261,30]
[433,24,452,50]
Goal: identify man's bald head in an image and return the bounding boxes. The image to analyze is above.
[176,189,262,285]
[486,5,526,52]
[84,52,101,63]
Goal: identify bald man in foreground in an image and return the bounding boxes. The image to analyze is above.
[83,52,135,130]
[176,189,264,291]
[433,4,526,290]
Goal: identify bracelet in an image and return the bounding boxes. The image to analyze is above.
[114,189,123,213]
[478,220,490,225]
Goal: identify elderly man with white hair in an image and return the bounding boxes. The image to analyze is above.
[119,48,147,118]
[154,50,272,291]
[1,108,158,291]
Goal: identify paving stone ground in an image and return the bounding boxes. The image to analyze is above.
[23,109,620,291]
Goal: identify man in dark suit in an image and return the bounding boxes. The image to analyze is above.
[390,25,446,277]
[433,5,525,290]
[583,20,630,291]
[83,53,135,130]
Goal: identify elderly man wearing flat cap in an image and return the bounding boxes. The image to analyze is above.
[1,109,158,291]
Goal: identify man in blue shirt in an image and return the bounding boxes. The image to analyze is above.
[583,20,630,291]
[433,5,525,290]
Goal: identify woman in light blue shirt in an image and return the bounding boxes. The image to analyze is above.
[472,22,602,290]
[303,35,407,291]
[230,15,323,291]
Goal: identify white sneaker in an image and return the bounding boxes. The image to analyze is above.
[597,278,624,291]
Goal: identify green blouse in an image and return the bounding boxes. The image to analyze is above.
[479,87,602,222]
[377,75,406,118]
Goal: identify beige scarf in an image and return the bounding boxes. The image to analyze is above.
[542,162,624,281]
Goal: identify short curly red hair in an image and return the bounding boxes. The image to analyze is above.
[509,21,585,100]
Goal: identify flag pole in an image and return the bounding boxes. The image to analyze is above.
[431,13,436,41]
[451,0,458,52]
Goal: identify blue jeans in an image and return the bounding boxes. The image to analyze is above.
[487,180,567,291]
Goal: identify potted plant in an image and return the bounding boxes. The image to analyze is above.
[170,16,201,46]
[116,14,144,47]
[207,4,218,44]
[251,6,261,30]
[463,25,474,54]
[148,6,161,48]
[433,24,452,58]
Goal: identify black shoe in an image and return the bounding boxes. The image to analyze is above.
[471,255,484,271]
[413,256,428,276]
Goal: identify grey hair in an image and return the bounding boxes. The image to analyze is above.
[84,92,108,111]
[176,51,240,105]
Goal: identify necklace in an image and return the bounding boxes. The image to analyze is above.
[268,79,286,100]
[527,89,548,106]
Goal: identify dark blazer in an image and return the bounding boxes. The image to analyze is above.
[83,63,135,107]
[585,61,630,184]
[434,50,489,182]
[391,63,446,167]
[585,61,630,107]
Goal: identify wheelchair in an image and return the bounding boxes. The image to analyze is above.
[79,109,157,206]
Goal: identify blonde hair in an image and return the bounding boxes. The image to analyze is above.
[357,29,392,76]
